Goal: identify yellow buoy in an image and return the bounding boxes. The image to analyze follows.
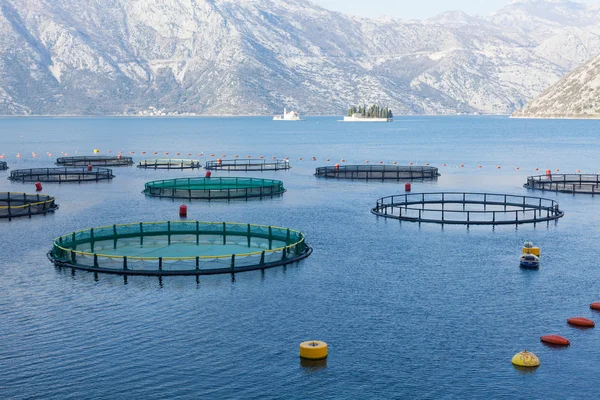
[93,149,99,153]
[511,350,540,367]
[300,341,328,360]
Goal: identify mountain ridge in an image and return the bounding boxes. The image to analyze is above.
[1,0,600,116]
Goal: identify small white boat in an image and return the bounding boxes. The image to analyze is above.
[520,253,540,268]
[273,108,301,121]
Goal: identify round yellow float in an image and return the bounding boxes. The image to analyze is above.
[300,341,328,360]
[93,149,99,153]
[511,350,540,367]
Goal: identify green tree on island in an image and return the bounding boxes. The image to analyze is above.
[346,104,393,118]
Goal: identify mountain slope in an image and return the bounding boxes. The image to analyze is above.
[0,0,599,115]
[512,53,600,118]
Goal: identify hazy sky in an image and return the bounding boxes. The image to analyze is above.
[310,0,595,20]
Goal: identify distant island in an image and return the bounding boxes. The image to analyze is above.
[343,105,393,122]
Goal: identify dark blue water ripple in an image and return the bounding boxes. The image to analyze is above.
[1,116,600,399]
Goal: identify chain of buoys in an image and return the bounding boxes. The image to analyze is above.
[514,302,598,369]
[2,150,598,174]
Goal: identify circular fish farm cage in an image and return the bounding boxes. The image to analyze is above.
[205,159,290,171]
[525,174,600,194]
[137,159,202,170]
[8,167,114,183]
[0,161,8,170]
[315,165,439,180]
[372,192,564,225]
[143,177,286,200]
[56,155,133,167]
[1,192,59,220]
[48,221,312,276]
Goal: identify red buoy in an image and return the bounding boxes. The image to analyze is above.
[567,317,595,328]
[334,163,340,171]
[540,335,570,346]
[179,204,187,217]
[205,171,212,178]
[405,182,411,192]
[87,164,93,171]
[590,302,600,311]
[545,169,551,176]
[35,182,43,191]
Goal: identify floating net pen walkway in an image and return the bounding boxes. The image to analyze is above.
[315,165,439,180]
[56,155,133,167]
[8,167,114,183]
[0,161,7,170]
[0,192,59,220]
[48,221,312,276]
[205,159,290,171]
[372,192,564,225]
[524,174,600,194]
[143,177,286,200]
[137,159,202,170]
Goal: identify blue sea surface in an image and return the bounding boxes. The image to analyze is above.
[1,116,600,399]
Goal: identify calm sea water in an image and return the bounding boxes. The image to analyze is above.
[1,116,600,399]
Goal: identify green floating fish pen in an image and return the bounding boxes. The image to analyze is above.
[525,174,600,195]
[205,159,290,171]
[372,192,564,225]
[56,155,133,167]
[137,159,202,170]
[0,161,8,171]
[48,221,312,276]
[9,167,114,183]
[315,165,439,180]
[143,177,286,200]
[0,192,59,220]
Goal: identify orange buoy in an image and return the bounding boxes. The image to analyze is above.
[576,169,581,173]
[222,154,226,157]
[556,168,560,172]
[478,165,482,168]
[590,302,600,311]
[392,161,397,165]
[540,335,570,346]
[425,163,429,166]
[409,162,413,165]
[405,182,411,192]
[535,168,539,171]
[153,152,157,154]
[460,164,464,167]
[35,182,43,191]
[87,164,93,171]
[164,152,169,155]
[496,166,501,169]
[234,155,239,158]
[515,167,519,170]
[259,156,264,159]
[298,158,303,161]
[246,155,251,158]
[205,171,212,178]
[546,169,551,176]
[341,159,345,163]
[311,157,316,161]
[176,152,180,155]
[187,153,191,156]
[179,204,187,217]
[442,164,446,167]
[272,156,277,159]
[141,151,146,154]
[217,158,222,165]
[378,161,383,164]
[567,317,595,328]
[210,154,215,157]
[365,160,369,163]
[334,163,340,171]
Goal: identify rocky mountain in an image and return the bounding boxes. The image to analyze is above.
[0,0,600,116]
[512,52,600,118]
